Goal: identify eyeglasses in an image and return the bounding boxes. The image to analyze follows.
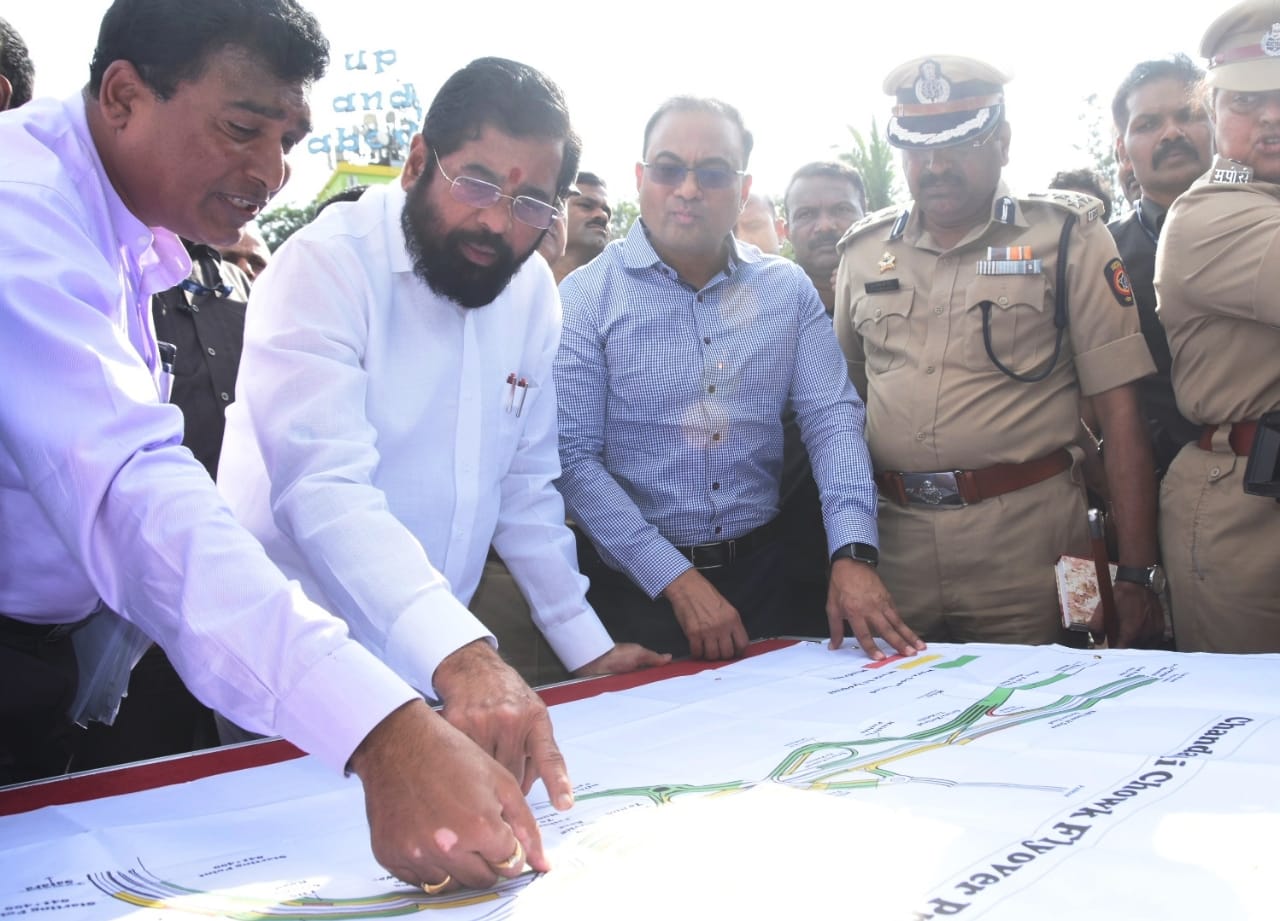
[433,152,562,230]
[641,161,746,190]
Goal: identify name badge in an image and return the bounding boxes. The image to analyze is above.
[1210,156,1253,184]
[1212,166,1253,184]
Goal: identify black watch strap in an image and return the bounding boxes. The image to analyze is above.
[831,542,879,568]
[1114,565,1146,585]
[1115,564,1164,593]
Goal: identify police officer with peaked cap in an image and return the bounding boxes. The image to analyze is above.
[1155,0,1280,652]
[834,55,1165,647]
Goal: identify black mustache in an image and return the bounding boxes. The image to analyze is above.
[455,229,514,261]
[1152,138,1201,169]
[918,172,962,191]
[586,218,609,229]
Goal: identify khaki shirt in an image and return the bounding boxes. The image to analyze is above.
[834,183,1153,472]
[1155,174,1280,425]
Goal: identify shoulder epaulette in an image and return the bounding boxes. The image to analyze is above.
[1022,189,1106,223]
[839,205,908,249]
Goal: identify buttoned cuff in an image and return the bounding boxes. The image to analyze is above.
[384,596,495,700]
[272,639,419,772]
[825,514,879,557]
[1075,333,1156,396]
[632,539,695,600]
[538,607,615,673]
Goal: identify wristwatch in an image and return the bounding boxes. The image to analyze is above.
[1115,563,1166,594]
[831,542,879,568]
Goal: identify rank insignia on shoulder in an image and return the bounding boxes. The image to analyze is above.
[865,279,901,294]
[841,205,903,242]
[1104,257,1135,306]
[1024,189,1099,218]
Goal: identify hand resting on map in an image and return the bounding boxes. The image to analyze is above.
[826,558,926,660]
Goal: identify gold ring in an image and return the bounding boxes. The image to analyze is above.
[492,840,524,871]
[421,875,451,895]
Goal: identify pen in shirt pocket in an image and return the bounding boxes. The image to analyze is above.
[506,372,517,412]
[514,377,530,417]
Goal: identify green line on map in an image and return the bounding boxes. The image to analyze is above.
[934,655,978,669]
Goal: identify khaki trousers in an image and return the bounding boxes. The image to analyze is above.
[1160,445,1280,653]
[878,471,1089,645]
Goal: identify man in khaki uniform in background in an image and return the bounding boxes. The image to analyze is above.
[834,56,1164,647]
[1155,0,1280,653]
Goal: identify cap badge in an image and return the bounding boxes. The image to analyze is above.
[914,60,952,105]
[878,252,897,274]
[1263,23,1280,57]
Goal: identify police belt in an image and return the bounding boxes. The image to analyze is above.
[674,516,782,570]
[875,449,1072,508]
[1197,420,1257,457]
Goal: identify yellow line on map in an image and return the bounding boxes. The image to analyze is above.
[895,654,942,670]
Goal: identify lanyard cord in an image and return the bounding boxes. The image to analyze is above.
[979,211,1076,384]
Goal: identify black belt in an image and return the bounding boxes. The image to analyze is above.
[0,613,85,647]
[674,517,782,570]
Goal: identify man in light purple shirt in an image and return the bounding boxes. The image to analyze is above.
[0,0,564,894]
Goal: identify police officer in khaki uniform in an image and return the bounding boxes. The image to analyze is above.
[834,56,1164,647]
[1155,0,1280,653]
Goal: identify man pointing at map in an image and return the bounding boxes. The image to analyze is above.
[0,0,561,894]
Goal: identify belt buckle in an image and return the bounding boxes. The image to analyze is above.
[688,540,732,570]
[43,622,78,643]
[901,471,966,507]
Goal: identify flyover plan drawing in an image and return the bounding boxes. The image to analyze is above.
[2,641,1277,920]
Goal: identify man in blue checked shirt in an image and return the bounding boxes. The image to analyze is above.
[554,96,925,663]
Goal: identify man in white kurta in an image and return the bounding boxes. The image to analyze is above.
[220,180,648,691]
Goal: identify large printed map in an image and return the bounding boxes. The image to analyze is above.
[2,642,1277,919]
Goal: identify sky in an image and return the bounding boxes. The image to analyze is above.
[9,0,1207,213]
